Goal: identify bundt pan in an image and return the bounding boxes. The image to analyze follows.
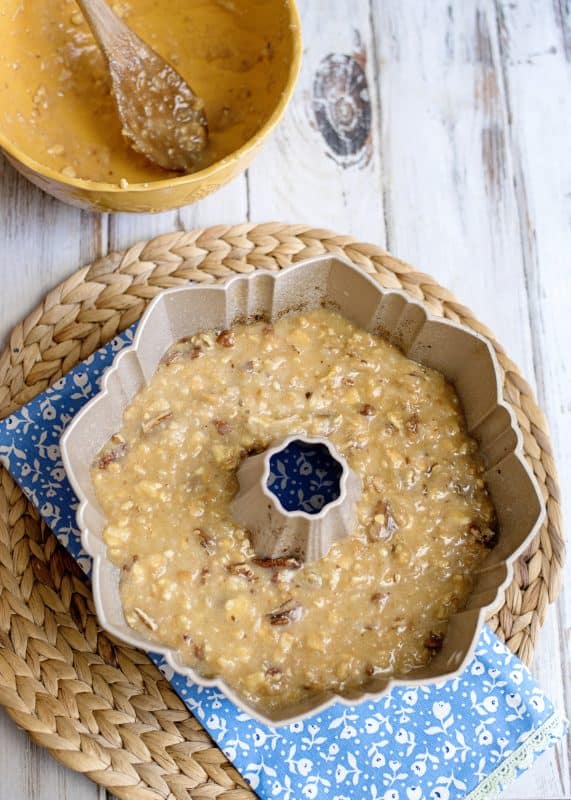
[60,255,545,725]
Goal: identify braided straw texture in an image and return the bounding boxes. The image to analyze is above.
[0,224,564,799]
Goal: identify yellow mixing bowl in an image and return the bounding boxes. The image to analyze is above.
[0,0,301,213]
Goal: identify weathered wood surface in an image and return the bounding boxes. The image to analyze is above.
[0,0,569,797]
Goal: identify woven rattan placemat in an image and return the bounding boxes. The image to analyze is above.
[0,223,564,800]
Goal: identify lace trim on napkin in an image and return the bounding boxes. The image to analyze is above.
[466,711,568,800]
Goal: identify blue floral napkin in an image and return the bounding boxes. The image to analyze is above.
[0,325,566,800]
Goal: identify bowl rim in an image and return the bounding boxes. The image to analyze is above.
[0,0,302,194]
[60,255,546,726]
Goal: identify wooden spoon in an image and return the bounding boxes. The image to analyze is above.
[76,0,208,172]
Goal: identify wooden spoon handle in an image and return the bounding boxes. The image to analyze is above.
[75,0,132,58]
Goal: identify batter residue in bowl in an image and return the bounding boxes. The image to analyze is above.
[0,0,292,182]
[92,309,497,714]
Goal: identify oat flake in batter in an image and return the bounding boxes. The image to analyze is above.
[92,308,496,714]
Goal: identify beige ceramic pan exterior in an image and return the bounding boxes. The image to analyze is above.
[60,255,545,725]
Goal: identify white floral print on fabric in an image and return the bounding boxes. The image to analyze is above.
[0,325,566,800]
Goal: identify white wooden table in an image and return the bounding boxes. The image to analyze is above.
[0,1,569,798]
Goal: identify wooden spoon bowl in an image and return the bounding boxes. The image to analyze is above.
[77,0,208,172]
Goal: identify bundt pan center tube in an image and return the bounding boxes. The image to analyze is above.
[231,434,362,563]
